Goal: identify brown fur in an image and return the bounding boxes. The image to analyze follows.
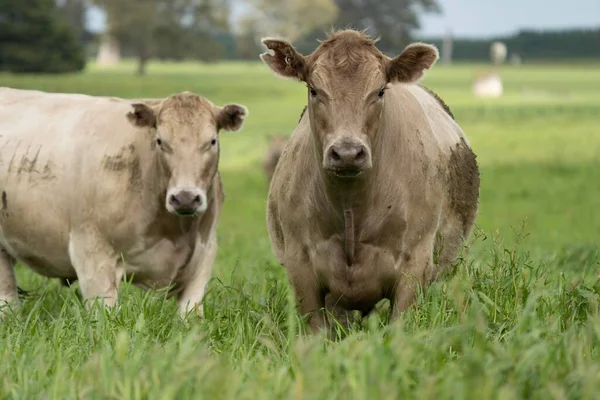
[127,103,156,128]
[216,104,248,132]
[387,43,439,83]
[262,29,479,337]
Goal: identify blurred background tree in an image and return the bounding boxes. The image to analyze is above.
[93,0,231,75]
[234,0,338,59]
[332,0,441,54]
[0,0,597,73]
[0,0,86,73]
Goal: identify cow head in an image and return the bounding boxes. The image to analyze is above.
[127,92,247,216]
[260,30,438,179]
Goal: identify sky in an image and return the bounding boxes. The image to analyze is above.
[87,0,600,38]
[417,0,600,37]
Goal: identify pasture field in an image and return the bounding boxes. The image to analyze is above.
[1,60,600,399]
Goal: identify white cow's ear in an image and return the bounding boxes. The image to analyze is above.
[260,37,307,82]
[216,104,248,132]
[127,103,157,128]
[386,42,439,83]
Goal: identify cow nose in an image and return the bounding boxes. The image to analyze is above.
[169,191,202,212]
[327,142,368,170]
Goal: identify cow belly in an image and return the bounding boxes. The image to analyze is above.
[0,187,73,277]
[311,236,397,312]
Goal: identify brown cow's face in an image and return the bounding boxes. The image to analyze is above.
[306,55,387,178]
[260,30,439,180]
[127,93,247,216]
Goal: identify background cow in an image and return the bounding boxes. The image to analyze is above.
[0,88,247,316]
[262,30,480,335]
[263,134,288,184]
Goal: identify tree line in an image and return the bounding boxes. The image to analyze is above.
[425,29,600,62]
[0,0,598,75]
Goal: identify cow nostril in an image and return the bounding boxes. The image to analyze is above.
[330,149,341,161]
[193,195,202,205]
[169,194,180,206]
[355,148,365,161]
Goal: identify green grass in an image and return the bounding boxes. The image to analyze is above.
[2,60,600,399]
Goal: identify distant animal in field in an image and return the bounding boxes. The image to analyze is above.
[490,41,507,66]
[0,88,248,316]
[261,29,480,336]
[263,135,288,184]
[473,71,503,98]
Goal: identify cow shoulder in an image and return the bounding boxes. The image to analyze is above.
[418,84,455,120]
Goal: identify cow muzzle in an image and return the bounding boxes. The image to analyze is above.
[323,140,372,178]
[166,188,207,216]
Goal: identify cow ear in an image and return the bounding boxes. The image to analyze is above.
[386,43,439,84]
[260,38,307,82]
[216,104,248,132]
[127,103,157,128]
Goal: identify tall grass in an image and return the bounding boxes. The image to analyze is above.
[1,60,600,398]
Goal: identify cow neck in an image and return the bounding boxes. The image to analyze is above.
[321,173,372,267]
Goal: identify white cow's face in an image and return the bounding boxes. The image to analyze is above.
[127,93,247,216]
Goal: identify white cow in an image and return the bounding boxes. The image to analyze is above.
[0,88,247,315]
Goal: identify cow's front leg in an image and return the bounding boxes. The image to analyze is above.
[68,231,122,309]
[0,248,18,313]
[391,234,436,320]
[324,293,354,339]
[177,237,217,317]
[286,264,327,334]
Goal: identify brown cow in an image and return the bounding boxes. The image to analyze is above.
[263,135,288,184]
[261,30,480,335]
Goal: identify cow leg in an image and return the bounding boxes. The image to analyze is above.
[434,220,467,280]
[287,265,326,334]
[68,231,122,309]
[391,235,436,319]
[324,293,353,339]
[177,237,217,317]
[0,248,18,309]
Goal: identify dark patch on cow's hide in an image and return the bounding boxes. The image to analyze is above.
[102,145,133,171]
[102,144,143,190]
[41,161,57,181]
[129,157,142,189]
[419,85,455,120]
[447,138,480,233]
[299,105,307,123]
[15,145,42,176]
[2,191,6,210]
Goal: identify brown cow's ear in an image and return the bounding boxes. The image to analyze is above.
[260,38,307,81]
[127,103,157,128]
[216,104,248,132]
[386,43,439,84]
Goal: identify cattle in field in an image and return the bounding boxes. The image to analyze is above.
[261,29,480,335]
[0,88,247,316]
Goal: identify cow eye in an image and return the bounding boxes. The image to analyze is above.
[309,87,317,98]
[378,88,386,98]
[210,138,217,146]
[156,137,162,146]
